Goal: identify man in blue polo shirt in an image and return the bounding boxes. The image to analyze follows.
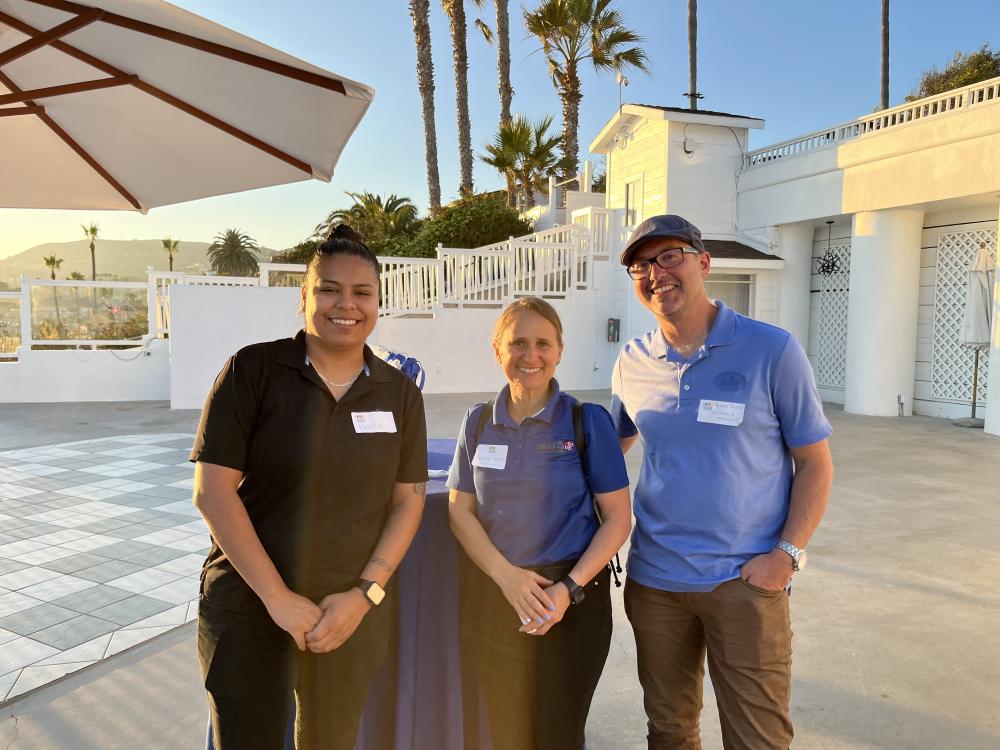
[610,215,834,749]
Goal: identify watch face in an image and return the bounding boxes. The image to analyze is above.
[364,581,385,606]
[796,551,808,571]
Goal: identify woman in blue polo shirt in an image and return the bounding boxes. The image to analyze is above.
[448,297,631,750]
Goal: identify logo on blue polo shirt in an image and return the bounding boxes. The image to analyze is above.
[537,440,575,453]
[714,371,748,391]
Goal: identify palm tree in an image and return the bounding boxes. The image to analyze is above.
[314,192,420,243]
[208,229,261,277]
[881,0,890,109]
[409,0,442,210]
[687,0,699,110]
[474,1,514,125]
[524,0,648,180]
[42,254,65,336]
[480,115,564,209]
[443,0,474,195]
[517,115,565,209]
[81,222,99,280]
[162,237,180,272]
[67,270,85,328]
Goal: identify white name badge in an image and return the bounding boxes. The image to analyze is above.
[697,399,746,427]
[472,444,508,470]
[351,411,397,433]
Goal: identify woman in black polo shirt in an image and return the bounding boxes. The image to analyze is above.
[191,225,428,750]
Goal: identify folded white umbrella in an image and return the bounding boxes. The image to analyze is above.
[0,0,374,211]
[959,244,996,348]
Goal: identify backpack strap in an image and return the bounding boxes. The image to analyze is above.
[472,400,494,452]
[575,400,623,587]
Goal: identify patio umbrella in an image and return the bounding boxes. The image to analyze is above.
[0,0,374,211]
[954,242,996,428]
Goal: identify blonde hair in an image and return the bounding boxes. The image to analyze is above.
[492,297,564,348]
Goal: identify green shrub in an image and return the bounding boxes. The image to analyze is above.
[400,193,533,258]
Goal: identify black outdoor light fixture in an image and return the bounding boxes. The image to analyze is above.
[816,220,840,276]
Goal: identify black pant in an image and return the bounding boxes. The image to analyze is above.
[199,599,390,750]
[459,558,613,750]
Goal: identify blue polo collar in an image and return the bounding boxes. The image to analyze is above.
[650,301,736,360]
[492,379,562,427]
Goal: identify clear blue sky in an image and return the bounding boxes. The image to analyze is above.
[1,0,997,260]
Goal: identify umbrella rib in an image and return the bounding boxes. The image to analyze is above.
[0,75,136,106]
[0,10,313,175]
[21,0,348,95]
[0,8,104,67]
[0,69,141,210]
[0,105,44,116]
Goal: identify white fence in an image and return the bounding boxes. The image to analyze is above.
[744,75,1000,168]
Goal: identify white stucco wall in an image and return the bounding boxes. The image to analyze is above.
[0,338,170,403]
[606,118,669,223]
[666,121,746,235]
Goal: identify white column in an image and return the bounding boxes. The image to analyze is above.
[772,224,814,350]
[844,209,924,416]
[983,202,1000,437]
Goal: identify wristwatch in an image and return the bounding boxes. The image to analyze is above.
[561,575,585,605]
[774,540,808,571]
[356,579,386,606]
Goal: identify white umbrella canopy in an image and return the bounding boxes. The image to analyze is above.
[0,0,374,212]
[959,243,996,348]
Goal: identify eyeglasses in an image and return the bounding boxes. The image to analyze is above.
[626,248,701,279]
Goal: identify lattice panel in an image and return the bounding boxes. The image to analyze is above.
[931,229,996,402]
[814,244,851,389]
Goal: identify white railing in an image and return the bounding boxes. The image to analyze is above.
[744,74,1000,168]
[380,257,440,315]
[259,263,306,288]
[439,248,512,306]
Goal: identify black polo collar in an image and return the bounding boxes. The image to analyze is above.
[277,330,396,384]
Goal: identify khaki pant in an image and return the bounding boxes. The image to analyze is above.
[624,577,794,750]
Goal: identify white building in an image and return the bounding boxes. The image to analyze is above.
[2,78,999,439]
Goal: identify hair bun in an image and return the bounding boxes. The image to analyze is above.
[329,223,365,243]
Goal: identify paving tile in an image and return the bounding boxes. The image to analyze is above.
[105,624,171,657]
[74,517,136,534]
[38,552,112,575]
[0,602,78,636]
[0,637,58,674]
[0,628,21,646]
[152,553,205,576]
[105,568,180,594]
[29,614,118,650]
[5,523,66,540]
[18,575,96,602]
[36,633,113,665]
[85,539,157,560]
[123,603,189,629]
[119,546,188,566]
[0,566,61,590]
[90,595,173,626]
[51,585,134,614]
[8,661,93,698]
[142,577,199,605]
[59,534,122,552]
[74,559,145,584]
[0,592,45,618]
[10,546,78,566]
[0,669,20,701]
[0,560,29,577]
[104,522,167,540]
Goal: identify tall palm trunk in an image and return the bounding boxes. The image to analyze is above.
[880,0,890,109]
[687,0,698,110]
[89,240,96,281]
[444,0,474,195]
[495,0,513,124]
[410,0,442,210]
[558,61,582,182]
[168,253,173,272]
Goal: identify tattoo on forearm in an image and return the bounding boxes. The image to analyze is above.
[413,481,427,497]
[371,555,395,574]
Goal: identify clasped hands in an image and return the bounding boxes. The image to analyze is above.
[266,587,371,653]
[495,564,571,637]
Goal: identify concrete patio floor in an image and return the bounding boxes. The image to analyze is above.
[0,395,997,749]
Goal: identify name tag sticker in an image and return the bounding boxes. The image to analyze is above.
[472,444,508,470]
[697,399,745,427]
[351,411,397,433]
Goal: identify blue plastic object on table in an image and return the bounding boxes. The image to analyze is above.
[206,438,481,750]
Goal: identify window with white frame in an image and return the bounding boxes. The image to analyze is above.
[705,273,753,316]
[624,177,642,226]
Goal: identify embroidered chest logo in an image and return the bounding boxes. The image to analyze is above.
[537,440,575,453]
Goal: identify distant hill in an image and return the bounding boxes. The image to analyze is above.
[0,239,278,287]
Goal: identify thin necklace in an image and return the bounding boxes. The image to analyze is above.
[315,366,363,389]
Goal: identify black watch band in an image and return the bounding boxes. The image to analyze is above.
[562,575,585,605]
